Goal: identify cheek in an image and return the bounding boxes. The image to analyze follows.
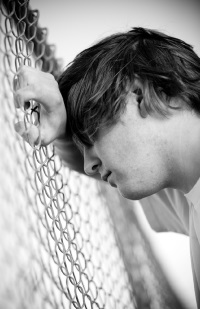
[116,158,166,200]
[116,172,148,200]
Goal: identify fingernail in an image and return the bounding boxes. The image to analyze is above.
[34,134,41,149]
[27,125,41,149]
[21,131,30,146]
[13,75,18,91]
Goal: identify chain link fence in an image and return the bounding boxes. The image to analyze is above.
[0,1,187,308]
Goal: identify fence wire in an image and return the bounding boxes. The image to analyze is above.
[0,1,187,309]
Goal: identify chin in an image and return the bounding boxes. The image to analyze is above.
[117,176,166,200]
[118,186,155,201]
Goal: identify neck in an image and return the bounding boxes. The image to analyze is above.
[168,109,200,194]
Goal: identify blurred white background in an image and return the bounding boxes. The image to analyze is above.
[31,0,200,308]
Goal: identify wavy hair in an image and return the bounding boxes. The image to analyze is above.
[58,27,200,147]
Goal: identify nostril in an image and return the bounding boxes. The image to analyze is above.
[92,164,98,171]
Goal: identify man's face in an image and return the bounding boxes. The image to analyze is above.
[84,92,171,200]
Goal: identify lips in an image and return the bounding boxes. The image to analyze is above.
[102,171,111,182]
[108,175,117,188]
[102,172,117,187]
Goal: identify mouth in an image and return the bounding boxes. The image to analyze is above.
[102,172,117,188]
[102,171,112,182]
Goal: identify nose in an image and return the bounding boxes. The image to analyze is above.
[84,146,101,176]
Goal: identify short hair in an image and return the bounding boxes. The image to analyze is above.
[58,27,200,147]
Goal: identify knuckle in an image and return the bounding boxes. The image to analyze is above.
[18,65,34,80]
[18,64,26,75]
[14,89,24,107]
[17,66,29,83]
[45,71,55,80]
[47,72,53,78]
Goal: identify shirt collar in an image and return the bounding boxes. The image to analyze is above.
[184,177,200,207]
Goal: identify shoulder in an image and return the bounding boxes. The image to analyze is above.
[140,188,189,235]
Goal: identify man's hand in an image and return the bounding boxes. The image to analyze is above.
[13,65,67,147]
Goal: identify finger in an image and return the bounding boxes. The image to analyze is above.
[14,65,27,90]
[13,87,36,109]
[14,121,26,136]
[14,66,59,113]
[16,64,54,84]
[13,82,55,112]
[14,121,41,148]
[13,75,19,92]
[23,124,41,148]
[13,64,23,91]
[13,67,28,107]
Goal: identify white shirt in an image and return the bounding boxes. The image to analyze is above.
[140,179,200,308]
[185,178,200,308]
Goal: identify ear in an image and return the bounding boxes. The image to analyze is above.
[132,79,148,118]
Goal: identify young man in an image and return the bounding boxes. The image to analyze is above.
[14,27,200,307]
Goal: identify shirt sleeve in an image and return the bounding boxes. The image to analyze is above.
[140,188,189,235]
